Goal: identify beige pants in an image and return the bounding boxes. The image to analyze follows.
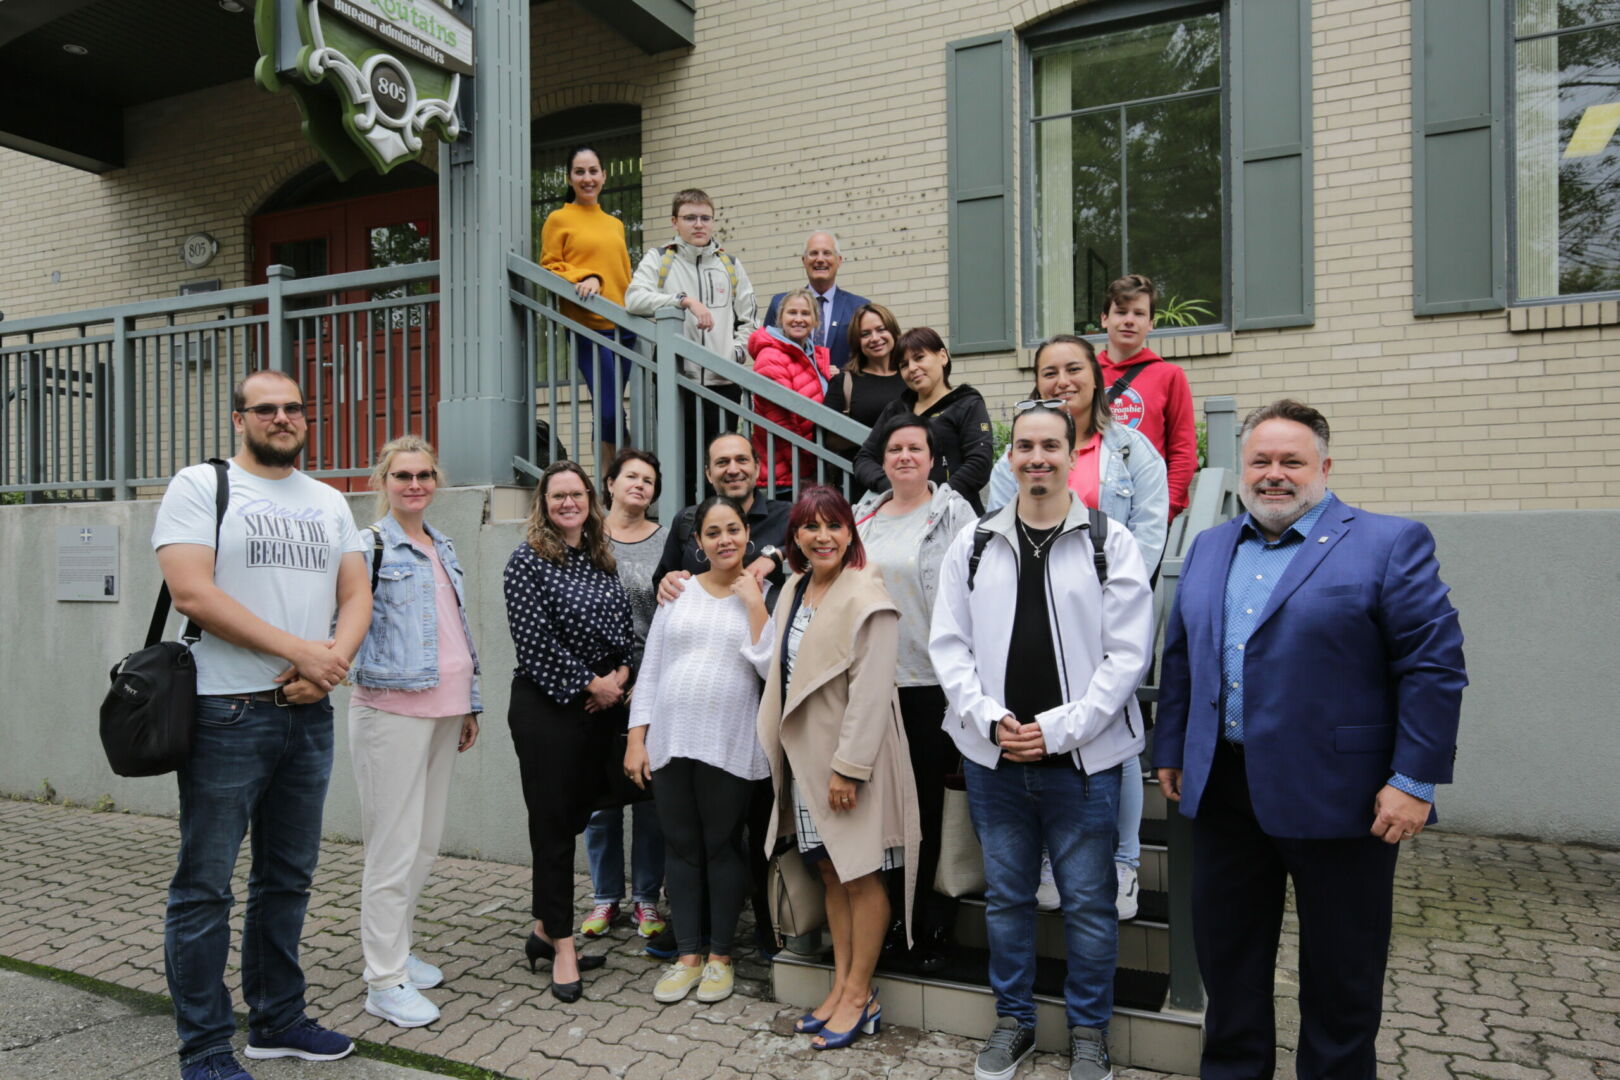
[349,702,462,990]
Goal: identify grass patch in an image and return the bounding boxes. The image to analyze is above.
[0,953,511,1079]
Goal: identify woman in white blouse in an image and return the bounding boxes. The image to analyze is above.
[624,495,772,1006]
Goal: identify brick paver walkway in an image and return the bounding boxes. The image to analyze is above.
[1,798,1616,1079]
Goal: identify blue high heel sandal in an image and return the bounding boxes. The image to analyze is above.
[794,1012,828,1035]
[811,991,881,1051]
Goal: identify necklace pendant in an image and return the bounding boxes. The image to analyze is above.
[1033,548,1043,559]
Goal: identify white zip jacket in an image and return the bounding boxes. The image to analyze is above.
[624,238,758,385]
[929,496,1153,774]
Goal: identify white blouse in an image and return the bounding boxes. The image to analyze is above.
[628,584,771,781]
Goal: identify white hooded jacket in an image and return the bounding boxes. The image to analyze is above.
[929,495,1153,774]
[624,238,758,386]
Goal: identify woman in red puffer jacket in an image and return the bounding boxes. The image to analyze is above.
[748,288,832,491]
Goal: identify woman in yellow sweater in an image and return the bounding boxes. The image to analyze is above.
[541,146,636,471]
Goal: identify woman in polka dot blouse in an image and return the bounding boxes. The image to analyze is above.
[503,460,634,1002]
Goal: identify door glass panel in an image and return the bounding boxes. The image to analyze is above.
[272,238,329,311]
[369,222,433,327]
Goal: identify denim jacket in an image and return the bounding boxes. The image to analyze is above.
[986,422,1168,572]
[349,513,483,713]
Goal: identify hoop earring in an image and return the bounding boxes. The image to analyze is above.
[695,548,709,565]
[746,540,757,556]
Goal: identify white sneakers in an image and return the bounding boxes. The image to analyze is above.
[1115,863,1139,921]
[405,953,444,989]
[365,983,440,1028]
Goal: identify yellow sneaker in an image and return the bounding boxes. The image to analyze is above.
[653,961,704,1003]
[695,960,734,1003]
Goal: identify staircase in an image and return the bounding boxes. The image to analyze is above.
[770,769,1203,1073]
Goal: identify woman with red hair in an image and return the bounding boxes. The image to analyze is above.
[747,486,919,1051]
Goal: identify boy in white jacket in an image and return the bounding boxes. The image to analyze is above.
[929,403,1153,1080]
[625,189,758,501]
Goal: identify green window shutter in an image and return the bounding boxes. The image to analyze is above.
[947,33,1014,354]
[1231,0,1314,329]
[1412,0,1506,314]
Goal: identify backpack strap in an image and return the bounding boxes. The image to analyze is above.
[964,510,999,591]
[1084,506,1108,585]
[1105,358,1157,405]
[365,525,384,592]
[713,247,740,297]
[655,244,678,289]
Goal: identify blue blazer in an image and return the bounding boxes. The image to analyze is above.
[1153,501,1466,839]
[766,286,870,372]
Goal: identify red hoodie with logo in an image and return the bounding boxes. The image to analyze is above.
[1098,346,1197,519]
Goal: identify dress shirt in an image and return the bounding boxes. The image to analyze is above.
[1220,493,1435,804]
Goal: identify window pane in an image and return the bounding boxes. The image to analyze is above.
[1034,112,1122,332]
[1032,13,1220,117]
[1126,96,1224,323]
[1516,0,1620,35]
[1515,22,1620,298]
[369,223,433,327]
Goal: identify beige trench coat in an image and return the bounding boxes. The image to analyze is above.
[753,566,922,942]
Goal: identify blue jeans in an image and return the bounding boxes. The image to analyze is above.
[965,759,1121,1031]
[1116,754,1142,868]
[584,800,664,904]
[573,329,638,437]
[165,696,335,1066]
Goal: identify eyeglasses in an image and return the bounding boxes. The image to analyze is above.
[1013,398,1066,414]
[388,470,437,483]
[546,491,589,504]
[677,213,714,224]
[241,402,306,420]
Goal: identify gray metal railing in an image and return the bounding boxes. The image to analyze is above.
[0,262,440,499]
[507,254,870,523]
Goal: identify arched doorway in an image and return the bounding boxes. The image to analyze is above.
[250,162,439,488]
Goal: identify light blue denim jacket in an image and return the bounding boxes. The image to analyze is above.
[349,513,483,713]
[986,422,1169,572]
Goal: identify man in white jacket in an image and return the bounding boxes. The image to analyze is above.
[930,403,1153,1080]
[624,188,758,503]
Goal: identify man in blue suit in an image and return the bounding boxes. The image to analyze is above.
[1155,399,1466,1080]
[764,230,869,371]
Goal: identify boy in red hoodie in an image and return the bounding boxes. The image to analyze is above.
[1097,274,1197,520]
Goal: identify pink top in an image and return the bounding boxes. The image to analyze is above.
[1068,432,1104,510]
[352,542,475,719]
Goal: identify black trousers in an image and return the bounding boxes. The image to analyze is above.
[653,757,755,956]
[1192,740,1399,1080]
[679,382,744,507]
[888,684,958,936]
[508,674,618,939]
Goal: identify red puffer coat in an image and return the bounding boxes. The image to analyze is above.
[748,327,832,490]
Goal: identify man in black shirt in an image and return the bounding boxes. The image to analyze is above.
[931,404,1155,1080]
[653,433,790,604]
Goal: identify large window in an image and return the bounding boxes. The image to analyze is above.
[1029,8,1224,336]
[1513,1,1620,301]
[532,105,643,263]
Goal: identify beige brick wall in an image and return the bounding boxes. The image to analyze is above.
[4,0,1618,509]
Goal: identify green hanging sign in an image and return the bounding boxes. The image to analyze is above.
[255,0,472,179]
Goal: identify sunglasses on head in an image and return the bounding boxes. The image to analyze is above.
[1013,398,1066,414]
[241,402,306,419]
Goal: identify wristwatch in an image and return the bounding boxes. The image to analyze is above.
[758,544,785,569]
[675,291,688,306]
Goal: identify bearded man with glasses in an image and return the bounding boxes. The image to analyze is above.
[151,370,373,1080]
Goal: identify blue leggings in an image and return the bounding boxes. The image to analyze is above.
[573,329,637,437]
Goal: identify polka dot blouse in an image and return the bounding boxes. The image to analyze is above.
[504,540,634,705]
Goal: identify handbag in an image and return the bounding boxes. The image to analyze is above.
[768,845,827,941]
[590,724,655,811]
[99,459,228,778]
[933,774,987,898]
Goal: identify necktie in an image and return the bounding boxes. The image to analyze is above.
[816,295,829,348]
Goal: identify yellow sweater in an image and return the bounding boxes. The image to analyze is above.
[539,202,633,331]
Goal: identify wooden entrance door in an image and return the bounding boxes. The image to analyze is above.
[252,186,438,489]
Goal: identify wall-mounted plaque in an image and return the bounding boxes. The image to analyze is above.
[56,524,120,602]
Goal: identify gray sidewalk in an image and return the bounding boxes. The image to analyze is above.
[0,798,1616,1079]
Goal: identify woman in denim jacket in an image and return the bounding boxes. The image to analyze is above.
[347,436,482,1030]
[984,335,1168,920]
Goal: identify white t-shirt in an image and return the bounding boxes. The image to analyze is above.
[152,461,367,695]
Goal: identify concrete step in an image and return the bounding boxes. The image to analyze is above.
[772,950,1202,1073]
[953,894,1170,972]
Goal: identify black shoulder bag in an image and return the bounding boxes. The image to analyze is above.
[99,459,229,778]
